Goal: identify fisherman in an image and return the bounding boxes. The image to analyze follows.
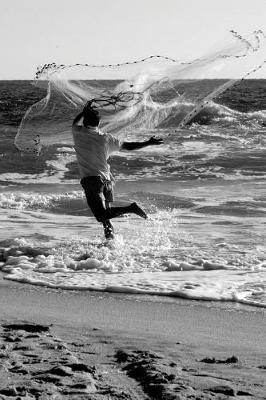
[72,102,163,239]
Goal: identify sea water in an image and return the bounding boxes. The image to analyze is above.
[0,80,266,308]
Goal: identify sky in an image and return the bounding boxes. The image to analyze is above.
[0,0,266,79]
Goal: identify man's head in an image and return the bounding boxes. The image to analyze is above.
[83,107,100,127]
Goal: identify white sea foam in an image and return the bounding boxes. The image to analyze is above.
[2,251,266,307]
[1,218,266,308]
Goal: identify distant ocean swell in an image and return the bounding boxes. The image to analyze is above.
[1,79,266,130]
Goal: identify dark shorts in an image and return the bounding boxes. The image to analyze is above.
[80,176,114,221]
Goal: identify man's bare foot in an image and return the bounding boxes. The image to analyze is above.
[103,221,115,239]
[130,202,148,219]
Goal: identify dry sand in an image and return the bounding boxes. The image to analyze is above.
[0,276,266,399]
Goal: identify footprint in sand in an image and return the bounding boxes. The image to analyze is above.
[0,322,100,398]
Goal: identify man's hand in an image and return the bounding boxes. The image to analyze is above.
[148,136,163,145]
[83,100,93,113]
[72,111,84,126]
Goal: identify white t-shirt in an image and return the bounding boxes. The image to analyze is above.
[72,125,121,181]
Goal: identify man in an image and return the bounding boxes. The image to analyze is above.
[72,102,163,240]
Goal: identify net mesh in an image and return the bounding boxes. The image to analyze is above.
[15,30,266,155]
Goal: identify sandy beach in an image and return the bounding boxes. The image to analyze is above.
[1,0,266,398]
[0,276,265,399]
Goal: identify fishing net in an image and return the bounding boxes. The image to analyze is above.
[15,30,266,155]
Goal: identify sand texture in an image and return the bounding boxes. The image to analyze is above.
[0,318,266,400]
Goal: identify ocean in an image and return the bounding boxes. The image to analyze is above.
[0,80,266,308]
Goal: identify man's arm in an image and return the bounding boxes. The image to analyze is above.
[72,112,84,126]
[121,136,163,151]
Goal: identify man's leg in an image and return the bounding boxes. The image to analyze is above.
[103,201,115,239]
[103,180,147,222]
[81,177,148,226]
[102,202,147,220]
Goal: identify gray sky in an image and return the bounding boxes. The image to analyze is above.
[1,0,266,79]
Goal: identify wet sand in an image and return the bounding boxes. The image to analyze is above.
[0,277,266,399]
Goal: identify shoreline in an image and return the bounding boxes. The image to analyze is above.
[1,274,265,352]
[1,270,265,314]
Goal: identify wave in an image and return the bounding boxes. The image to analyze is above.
[0,191,88,215]
[164,101,266,128]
